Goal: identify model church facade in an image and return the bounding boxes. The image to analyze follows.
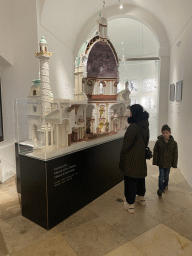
[28,13,131,149]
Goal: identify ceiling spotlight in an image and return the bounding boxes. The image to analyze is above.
[119,0,123,9]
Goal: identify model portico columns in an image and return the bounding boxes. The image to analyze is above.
[96,103,100,133]
[106,103,109,121]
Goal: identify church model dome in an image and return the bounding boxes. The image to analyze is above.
[87,41,118,79]
[39,36,47,44]
[74,12,130,136]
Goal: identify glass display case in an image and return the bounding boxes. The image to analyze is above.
[14,98,127,161]
[14,98,125,230]
[14,98,45,159]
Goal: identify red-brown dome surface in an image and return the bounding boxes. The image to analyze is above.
[87,41,118,79]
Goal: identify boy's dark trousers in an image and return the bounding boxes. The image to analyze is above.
[124,175,146,204]
[158,167,170,192]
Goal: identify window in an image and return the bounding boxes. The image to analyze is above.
[33,90,36,96]
[33,106,37,113]
[100,83,103,94]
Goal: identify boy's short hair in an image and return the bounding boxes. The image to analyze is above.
[161,124,171,133]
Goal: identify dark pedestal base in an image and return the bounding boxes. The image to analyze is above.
[16,137,124,230]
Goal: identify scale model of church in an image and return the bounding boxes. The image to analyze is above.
[28,12,130,149]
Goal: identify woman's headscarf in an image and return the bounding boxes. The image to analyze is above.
[128,104,149,124]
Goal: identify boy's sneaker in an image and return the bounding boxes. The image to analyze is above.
[123,201,134,214]
[136,196,146,205]
[157,189,162,197]
[164,186,168,191]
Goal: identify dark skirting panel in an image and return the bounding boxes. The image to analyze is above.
[18,137,124,230]
[15,144,33,193]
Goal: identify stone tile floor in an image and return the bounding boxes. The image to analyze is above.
[1,160,192,255]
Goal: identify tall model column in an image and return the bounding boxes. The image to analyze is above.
[51,123,54,146]
[106,103,109,120]
[35,36,52,118]
[96,103,100,133]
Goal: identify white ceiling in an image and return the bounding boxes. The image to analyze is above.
[89,18,159,58]
[41,0,192,52]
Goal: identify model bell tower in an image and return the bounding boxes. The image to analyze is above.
[98,6,108,42]
[35,36,52,117]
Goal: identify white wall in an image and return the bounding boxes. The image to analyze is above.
[168,18,192,186]
[118,56,170,143]
[36,27,75,100]
[158,55,170,134]
[118,60,160,141]
[0,0,39,181]
[1,0,39,144]
[0,0,13,66]
[36,1,75,100]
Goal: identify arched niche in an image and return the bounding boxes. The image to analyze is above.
[75,16,161,140]
[40,2,169,56]
[74,4,169,57]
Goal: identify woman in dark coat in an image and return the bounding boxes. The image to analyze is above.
[119,104,149,214]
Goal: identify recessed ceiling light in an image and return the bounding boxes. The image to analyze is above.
[119,0,123,9]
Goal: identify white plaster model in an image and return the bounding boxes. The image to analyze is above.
[74,11,131,136]
[28,12,130,150]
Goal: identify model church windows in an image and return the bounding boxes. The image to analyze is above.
[99,66,104,73]
[33,90,36,95]
[99,81,106,95]
[100,82,103,94]
[33,106,37,113]
[39,45,47,52]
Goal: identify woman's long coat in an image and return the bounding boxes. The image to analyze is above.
[119,112,149,178]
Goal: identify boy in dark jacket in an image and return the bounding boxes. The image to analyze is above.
[153,124,178,197]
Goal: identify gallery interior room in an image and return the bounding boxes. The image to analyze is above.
[1,0,192,255]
